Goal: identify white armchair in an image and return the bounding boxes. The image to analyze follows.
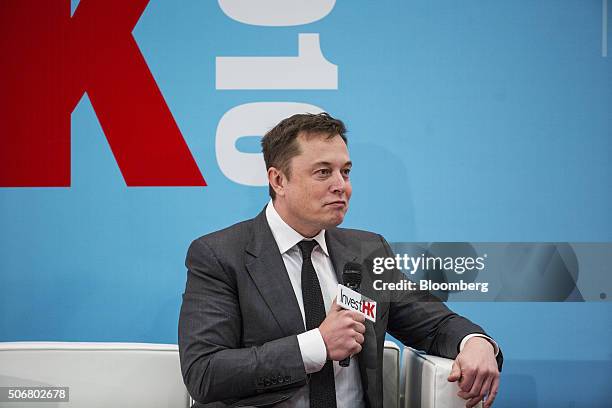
[0,342,190,408]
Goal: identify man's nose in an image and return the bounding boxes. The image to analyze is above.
[329,171,346,193]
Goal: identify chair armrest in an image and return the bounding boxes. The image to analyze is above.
[400,347,483,408]
[383,340,401,408]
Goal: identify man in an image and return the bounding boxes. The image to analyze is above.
[179,113,502,408]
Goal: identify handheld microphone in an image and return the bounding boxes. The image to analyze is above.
[340,262,362,367]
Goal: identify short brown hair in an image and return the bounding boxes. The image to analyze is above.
[261,112,347,199]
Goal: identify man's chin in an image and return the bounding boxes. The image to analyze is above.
[323,212,346,228]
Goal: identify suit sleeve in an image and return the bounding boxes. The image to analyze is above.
[379,236,503,370]
[178,238,308,404]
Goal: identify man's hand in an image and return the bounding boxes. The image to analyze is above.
[319,298,366,361]
[447,337,500,408]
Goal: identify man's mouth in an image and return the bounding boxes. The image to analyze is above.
[326,201,346,208]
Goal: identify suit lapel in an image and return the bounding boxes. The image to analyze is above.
[245,209,305,337]
[326,229,355,285]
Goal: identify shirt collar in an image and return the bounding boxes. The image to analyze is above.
[265,200,329,256]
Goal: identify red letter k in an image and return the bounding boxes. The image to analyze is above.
[0,0,206,187]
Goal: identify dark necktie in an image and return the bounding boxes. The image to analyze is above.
[297,240,337,408]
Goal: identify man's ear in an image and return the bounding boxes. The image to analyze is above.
[268,167,286,197]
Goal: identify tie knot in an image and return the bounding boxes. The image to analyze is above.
[297,240,318,261]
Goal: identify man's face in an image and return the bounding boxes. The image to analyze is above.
[278,133,352,236]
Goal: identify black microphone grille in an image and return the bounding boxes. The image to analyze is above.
[343,262,362,288]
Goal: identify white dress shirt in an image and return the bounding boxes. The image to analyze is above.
[266,202,365,408]
[264,201,499,407]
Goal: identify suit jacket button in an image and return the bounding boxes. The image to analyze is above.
[278,375,284,383]
[264,378,271,386]
[284,375,291,382]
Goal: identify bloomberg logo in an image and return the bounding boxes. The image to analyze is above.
[0,0,338,187]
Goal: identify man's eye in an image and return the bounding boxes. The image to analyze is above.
[342,168,351,176]
[317,169,331,176]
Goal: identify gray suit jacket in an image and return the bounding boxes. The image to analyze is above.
[178,208,502,407]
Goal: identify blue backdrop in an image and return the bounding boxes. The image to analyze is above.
[1,1,611,406]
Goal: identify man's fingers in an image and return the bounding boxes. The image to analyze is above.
[466,370,486,398]
[332,302,365,323]
[447,361,462,382]
[463,376,491,408]
[457,369,485,399]
[330,297,343,312]
[479,375,494,408]
[351,320,366,334]
[462,373,492,406]
[460,370,498,407]
[348,310,366,322]
[466,374,496,408]
[457,366,477,393]
[484,376,500,408]
[342,332,364,358]
[465,395,482,408]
